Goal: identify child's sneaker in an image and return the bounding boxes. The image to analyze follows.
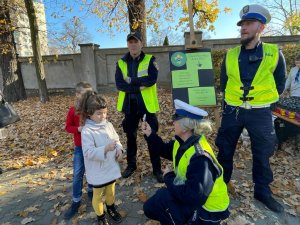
[97,214,110,225]
[106,204,122,223]
[64,201,80,219]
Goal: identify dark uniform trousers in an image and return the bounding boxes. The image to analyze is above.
[122,111,161,173]
[144,188,221,225]
[216,104,276,197]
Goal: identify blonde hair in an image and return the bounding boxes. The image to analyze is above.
[177,118,212,136]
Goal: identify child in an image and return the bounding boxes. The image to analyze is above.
[285,54,300,97]
[77,91,123,225]
[64,81,93,220]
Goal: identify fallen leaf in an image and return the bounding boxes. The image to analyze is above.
[19,210,28,218]
[137,210,144,215]
[137,191,147,203]
[21,217,35,225]
[24,205,39,213]
[25,159,34,166]
[114,199,123,206]
[154,183,165,188]
[285,208,297,216]
[58,220,66,225]
[116,209,126,218]
[145,220,160,225]
[50,217,57,225]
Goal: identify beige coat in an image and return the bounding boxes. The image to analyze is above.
[81,119,122,186]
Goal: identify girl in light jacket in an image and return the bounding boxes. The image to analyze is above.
[77,91,123,225]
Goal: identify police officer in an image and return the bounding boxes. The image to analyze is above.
[115,32,163,183]
[215,4,286,212]
[142,99,230,225]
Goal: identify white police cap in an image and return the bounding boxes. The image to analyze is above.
[237,4,271,26]
[174,99,208,120]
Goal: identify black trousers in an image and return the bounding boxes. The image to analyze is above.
[144,188,223,225]
[122,112,161,173]
[216,105,276,196]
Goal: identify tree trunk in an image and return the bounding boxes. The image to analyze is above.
[127,0,147,46]
[24,0,49,103]
[0,0,27,102]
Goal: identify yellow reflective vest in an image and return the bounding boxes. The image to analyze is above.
[225,43,279,106]
[117,54,160,113]
[172,135,230,212]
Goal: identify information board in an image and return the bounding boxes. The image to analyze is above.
[169,49,216,106]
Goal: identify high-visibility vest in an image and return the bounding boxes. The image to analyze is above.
[225,43,279,106]
[117,54,160,113]
[172,135,230,212]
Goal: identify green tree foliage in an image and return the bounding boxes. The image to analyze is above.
[211,48,226,91]
[72,0,230,44]
[148,27,183,46]
[256,0,299,35]
[163,35,169,46]
[281,44,300,72]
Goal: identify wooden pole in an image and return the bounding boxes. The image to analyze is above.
[187,0,196,46]
[186,0,220,128]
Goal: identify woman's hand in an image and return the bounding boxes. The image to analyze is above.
[115,149,123,162]
[105,141,117,153]
[141,121,152,137]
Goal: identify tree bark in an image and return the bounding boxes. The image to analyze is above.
[24,0,49,103]
[0,0,27,102]
[127,0,147,46]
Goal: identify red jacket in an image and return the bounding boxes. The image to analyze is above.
[65,106,81,147]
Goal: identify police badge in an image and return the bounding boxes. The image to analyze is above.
[243,5,249,14]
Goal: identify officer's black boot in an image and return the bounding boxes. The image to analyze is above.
[64,201,81,219]
[97,213,110,225]
[153,171,164,183]
[121,166,136,178]
[254,194,284,213]
[106,204,122,223]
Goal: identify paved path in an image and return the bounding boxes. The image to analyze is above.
[0,159,299,225]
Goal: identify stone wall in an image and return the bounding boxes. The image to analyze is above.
[19,35,300,93]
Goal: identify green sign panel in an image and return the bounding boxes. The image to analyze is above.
[169,49,216,106]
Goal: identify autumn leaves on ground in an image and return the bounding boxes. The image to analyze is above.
[0,89,299,225]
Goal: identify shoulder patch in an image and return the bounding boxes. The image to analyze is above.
[153,61,159,71]
[194,143,222,177]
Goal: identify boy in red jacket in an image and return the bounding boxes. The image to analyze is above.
[64,81,93,219]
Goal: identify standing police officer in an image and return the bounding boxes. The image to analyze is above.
[115,32,163,183]
[216,4,286,213]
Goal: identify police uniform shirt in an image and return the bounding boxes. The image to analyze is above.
[220,41,286,97]
[115,51,158,114]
